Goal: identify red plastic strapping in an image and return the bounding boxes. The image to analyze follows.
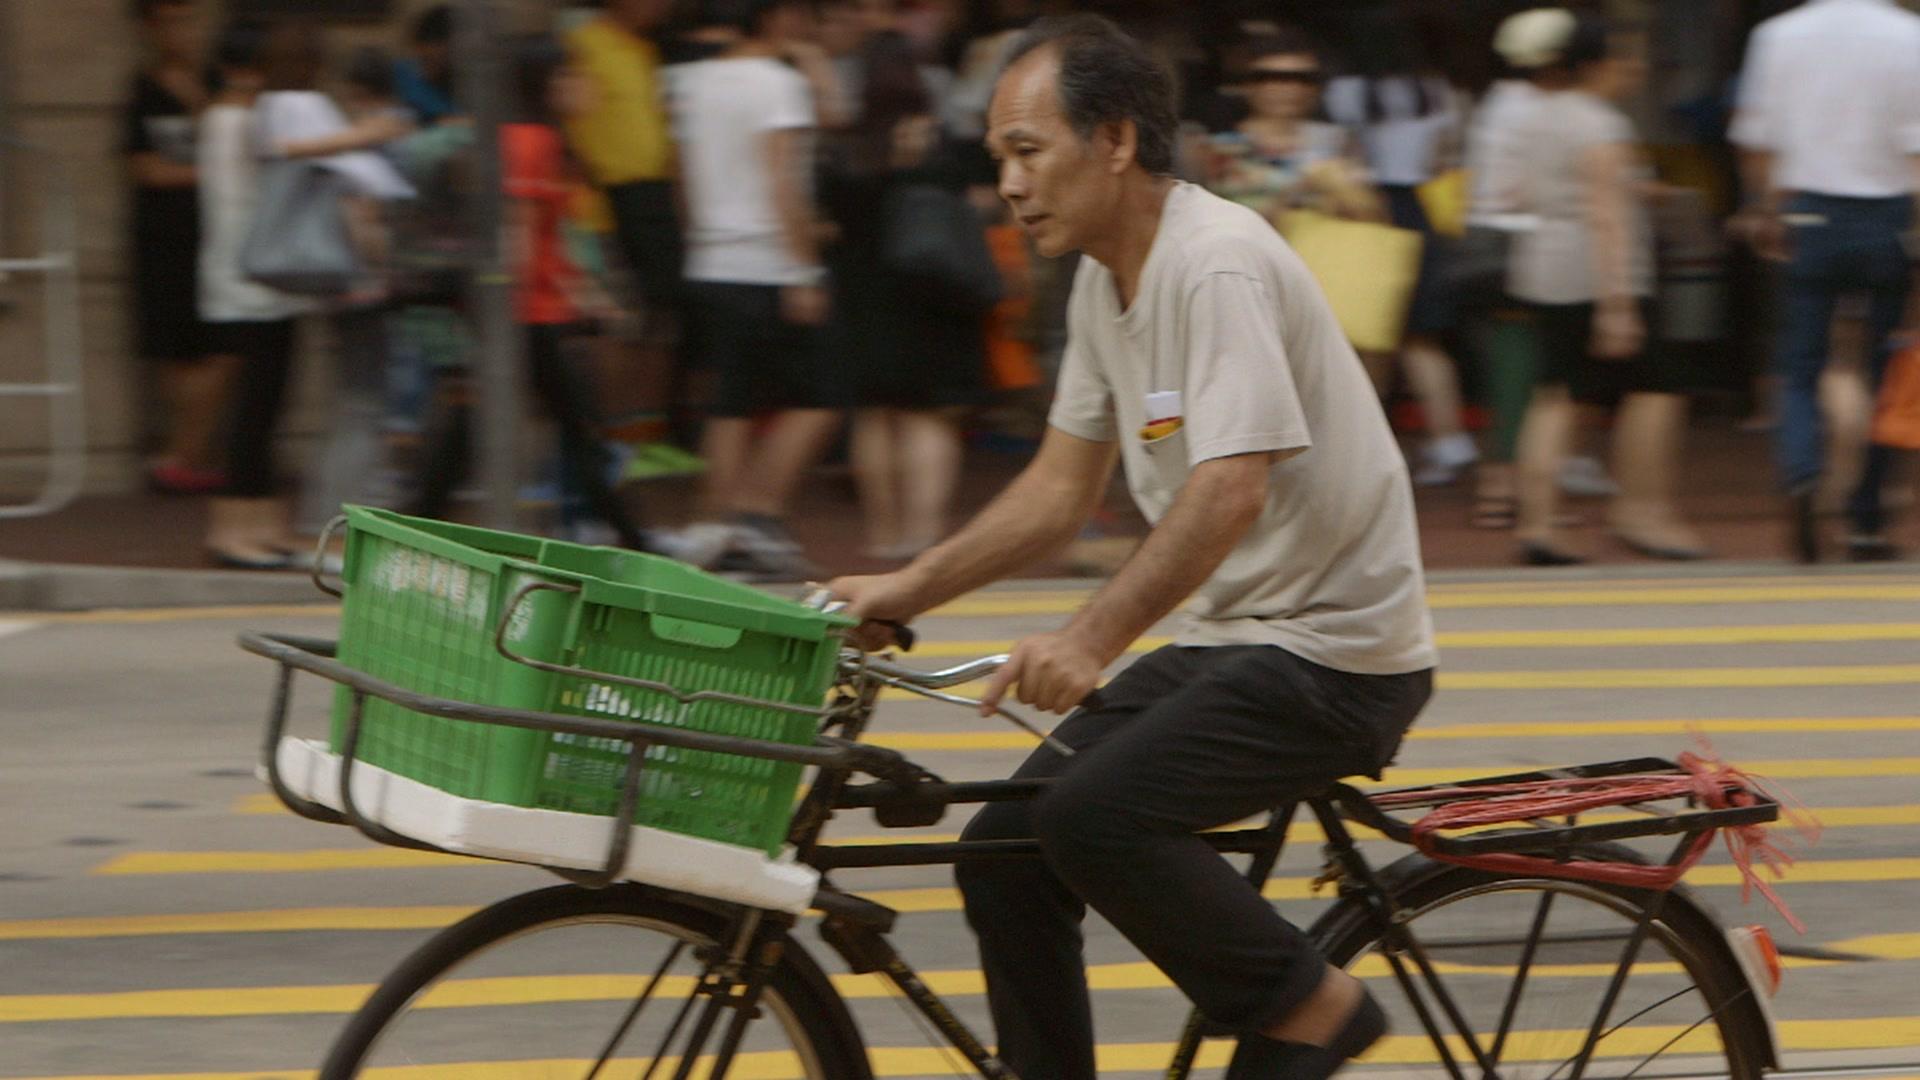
[1385,743,1821,932]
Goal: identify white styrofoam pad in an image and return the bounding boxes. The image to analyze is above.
[267,737,821,915]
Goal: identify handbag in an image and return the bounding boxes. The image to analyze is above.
[881,183,1004,311]
[241,159,362,296]
[1871,338,1920,450]
[1272,209,1423,353]
[1442,224,1515,315]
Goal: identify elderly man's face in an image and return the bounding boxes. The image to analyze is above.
[986,50,1121,259]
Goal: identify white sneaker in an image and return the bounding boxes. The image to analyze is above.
[1559,456,1619,497]
[1413,434,1480,487]
[652,522,738,569]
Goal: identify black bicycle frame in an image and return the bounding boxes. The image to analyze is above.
[243,632,1778,1080]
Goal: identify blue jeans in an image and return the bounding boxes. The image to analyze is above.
[1775,193,1913,534]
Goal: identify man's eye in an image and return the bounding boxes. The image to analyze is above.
[1017,147,1037,157]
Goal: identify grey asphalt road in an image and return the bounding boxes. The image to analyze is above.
[3,566,1920,1078]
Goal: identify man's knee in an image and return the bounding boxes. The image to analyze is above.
[955,801,1040,913]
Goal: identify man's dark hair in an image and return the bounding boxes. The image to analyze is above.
[1004,14,1179,177]
[412,4,454,46]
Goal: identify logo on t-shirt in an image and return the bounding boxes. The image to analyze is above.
[1140,390,1184,444]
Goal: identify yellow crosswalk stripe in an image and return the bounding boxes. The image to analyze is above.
[905,623,1920,658]
[856,857,1920,913]
[876,662,1920,699]
[96,803,1916,876]
[227,752,1920,816]
[5,931,1913,1023]
[929,584,1920,617]
[850,716,1920,752]
[8,1017,1920,1079]
[18,856,1920,940]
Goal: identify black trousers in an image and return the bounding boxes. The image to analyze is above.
[214,318,299,497]
[955,644,1433,1080]
[410,324,646,549]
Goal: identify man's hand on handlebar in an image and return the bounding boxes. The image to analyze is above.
[824,572,927,653]
[979,629,1106,717]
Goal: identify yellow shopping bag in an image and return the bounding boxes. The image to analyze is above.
[1417,167,1470,238]
[1273,210,1424,353]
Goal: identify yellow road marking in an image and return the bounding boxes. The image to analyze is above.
[9,1017,1920,1078]
[102,803,1916,876]
[905,623,1920,658]
[853,715,1920,751]
[229,753,1920,817]
[21,856,1920,940]
[857,857,1920,913]
[877,662,1920,699]
[0,906,475,941]
[8,929,1915,1023]
[929,584,1920,617]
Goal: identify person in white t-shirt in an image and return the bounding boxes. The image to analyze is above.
[827,16,1435,1080]
[664,0,844,579]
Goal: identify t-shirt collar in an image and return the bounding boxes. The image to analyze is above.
[1113,181,1193,334]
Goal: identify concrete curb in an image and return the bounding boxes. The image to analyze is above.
[0,559,330,612]
[2,555,1916,613]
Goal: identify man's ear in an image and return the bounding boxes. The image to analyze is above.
[1098,119,1138,175]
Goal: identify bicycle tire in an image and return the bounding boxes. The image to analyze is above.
[1308,841,1775,1079]
[320,883,873,1080]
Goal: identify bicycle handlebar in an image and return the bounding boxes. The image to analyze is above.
[850,652,1009,690]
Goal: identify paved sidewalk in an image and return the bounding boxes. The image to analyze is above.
[2,420,1912,609]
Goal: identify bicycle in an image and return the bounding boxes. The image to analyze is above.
[243,585,1788,1080]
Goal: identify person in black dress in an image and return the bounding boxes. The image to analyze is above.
[126,0,227,494]
[821,31,991,559]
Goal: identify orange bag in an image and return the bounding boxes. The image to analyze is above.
[1872,339,1920,450]
[984,225,1042,391]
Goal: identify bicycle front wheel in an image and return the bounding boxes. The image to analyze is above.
[321,883,871,1080]
[1313,844,1774,1080]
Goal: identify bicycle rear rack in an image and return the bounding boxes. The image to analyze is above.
[0,135,84,520]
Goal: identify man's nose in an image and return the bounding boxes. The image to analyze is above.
[997,162,1027,204]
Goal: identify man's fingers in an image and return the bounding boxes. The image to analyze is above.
[980,653,1022,716]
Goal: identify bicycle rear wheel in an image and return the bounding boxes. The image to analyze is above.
[321,883,871,1080]
[1311,844,1774,1080]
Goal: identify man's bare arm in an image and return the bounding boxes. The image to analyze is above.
[1062,450,1279,662]
[898,427,1119,610]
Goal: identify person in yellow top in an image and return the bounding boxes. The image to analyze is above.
[566,0,682,318]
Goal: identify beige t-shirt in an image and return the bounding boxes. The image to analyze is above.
[1506,91,1655,305]
[1048,182,1437,676]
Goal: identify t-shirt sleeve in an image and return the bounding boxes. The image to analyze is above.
[762,66,816,131]
[1180,269,1311,467]
[1046,336,1118,443]
[1727,32,1774,150]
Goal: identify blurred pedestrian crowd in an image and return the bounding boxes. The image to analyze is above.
[120,0,1919,577]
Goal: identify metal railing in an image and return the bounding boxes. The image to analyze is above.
[0,135,85,519]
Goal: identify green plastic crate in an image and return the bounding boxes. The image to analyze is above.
[327,506,853,855]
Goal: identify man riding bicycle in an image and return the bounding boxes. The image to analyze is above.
[826,14,1440,1078]
[827,15,1437,1080]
